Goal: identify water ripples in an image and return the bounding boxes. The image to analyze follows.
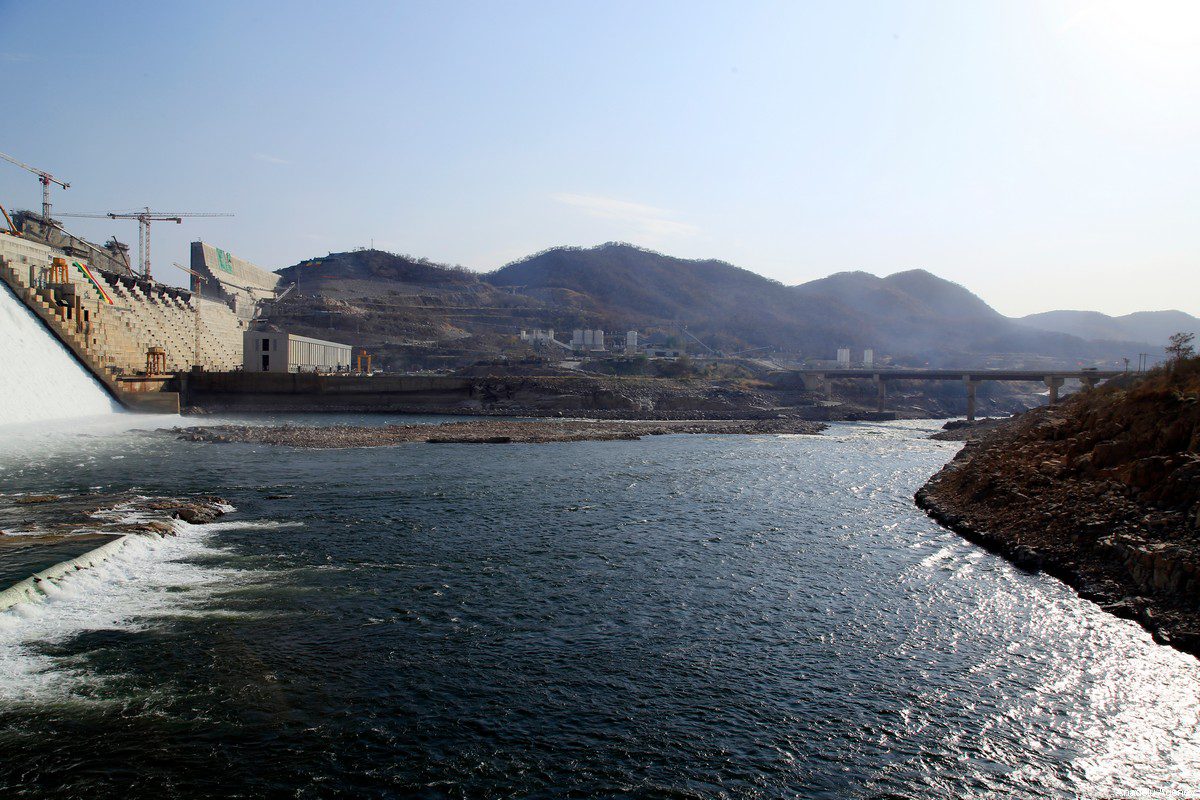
[0,419,1196,796]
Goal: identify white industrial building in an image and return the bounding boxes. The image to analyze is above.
[571,329,606,351]
[244,331,352,373]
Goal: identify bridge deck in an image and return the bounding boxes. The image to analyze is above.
[792,369,1124,381]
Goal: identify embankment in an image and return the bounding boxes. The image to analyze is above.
[916,361,1200,656]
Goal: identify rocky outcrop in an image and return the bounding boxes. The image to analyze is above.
[916,361,1200,656]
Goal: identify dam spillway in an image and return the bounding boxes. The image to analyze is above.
[0,280,120,426]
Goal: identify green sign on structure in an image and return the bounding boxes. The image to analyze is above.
[215,248,234,274]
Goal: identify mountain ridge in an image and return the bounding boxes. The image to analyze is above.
[272,242,1166,367]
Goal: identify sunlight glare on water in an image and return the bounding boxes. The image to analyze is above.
[0,418,1196,797]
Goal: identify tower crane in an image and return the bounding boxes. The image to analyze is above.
[0,150,70,224]
[58,208,233,280]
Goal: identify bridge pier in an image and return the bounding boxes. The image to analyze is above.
[1044,376,1065,405]
[874,374,886,412]
[802,371,832,401]
[963,377,979,422]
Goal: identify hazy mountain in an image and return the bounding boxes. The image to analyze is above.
[273,243,1138,367]
[485,244,1119,365]
[1018,309,1199,349]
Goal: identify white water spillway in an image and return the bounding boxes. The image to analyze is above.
[0,282,121,426]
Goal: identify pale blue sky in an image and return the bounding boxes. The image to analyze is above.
[1,1,1197,316]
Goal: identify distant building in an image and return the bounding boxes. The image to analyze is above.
[836,347,851,367]
[192,241,284,321]
[519,328,556,343]
[571,328,607,352]
[863,348,874,367]
[244,331,351,373]
[625,330,639,353]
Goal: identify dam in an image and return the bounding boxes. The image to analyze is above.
[0,227,268,415]
[0,279,119,425]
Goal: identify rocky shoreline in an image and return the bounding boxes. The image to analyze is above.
[0,491,231,540]
[915,363,1200,657]
[168,418,828,447]
[0,492,232,596]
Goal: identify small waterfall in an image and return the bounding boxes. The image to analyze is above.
[0,281,121,426]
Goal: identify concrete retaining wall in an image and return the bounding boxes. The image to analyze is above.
[182,371,475,412]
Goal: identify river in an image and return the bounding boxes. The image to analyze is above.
[0,416,1197,798]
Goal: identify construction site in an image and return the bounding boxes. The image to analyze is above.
[0,149,373,413]
[0,149,1091,421]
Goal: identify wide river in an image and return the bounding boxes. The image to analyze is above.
[0,415,1197,798]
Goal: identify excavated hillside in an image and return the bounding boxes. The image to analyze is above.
[916,359,1200,656]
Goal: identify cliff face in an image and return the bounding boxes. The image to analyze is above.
[916,359,1200,656]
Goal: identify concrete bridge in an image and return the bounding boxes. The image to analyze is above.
[793,368,1124,420]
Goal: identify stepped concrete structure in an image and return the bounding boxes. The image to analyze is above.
[190,241,283,320]
[0,231,257,411]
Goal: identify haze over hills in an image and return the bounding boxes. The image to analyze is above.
[272,242,1159,369]
[1017,310,1199,349]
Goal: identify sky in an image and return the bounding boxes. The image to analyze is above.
[1,0,1197,317]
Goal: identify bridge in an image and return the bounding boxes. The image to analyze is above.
[791,368,1125,420]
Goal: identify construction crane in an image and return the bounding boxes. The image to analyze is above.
[59,208,233,280]
[0,150,70,225]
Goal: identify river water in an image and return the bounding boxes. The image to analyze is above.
[0,416,1197,798]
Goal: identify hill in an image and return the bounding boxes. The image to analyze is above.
[486,244,1120,366]
[267,243,1143,369]
[1018,309,1199,348]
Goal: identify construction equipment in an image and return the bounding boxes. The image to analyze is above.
[59,208,233,280]
[0,202,18,236]
[0,150,70,225]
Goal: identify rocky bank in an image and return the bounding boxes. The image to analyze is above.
[169,418,827,447]
[916,361,1200,656]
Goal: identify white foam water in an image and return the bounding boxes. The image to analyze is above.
[0,514,281,704]
[0,281,121,428]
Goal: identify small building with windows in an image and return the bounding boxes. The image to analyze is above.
[243,331,352,373]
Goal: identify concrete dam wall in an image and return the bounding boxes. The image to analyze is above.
[0,279,119,426]
[0,233,260,415]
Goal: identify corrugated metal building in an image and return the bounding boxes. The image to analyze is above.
[244,331,352,373]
